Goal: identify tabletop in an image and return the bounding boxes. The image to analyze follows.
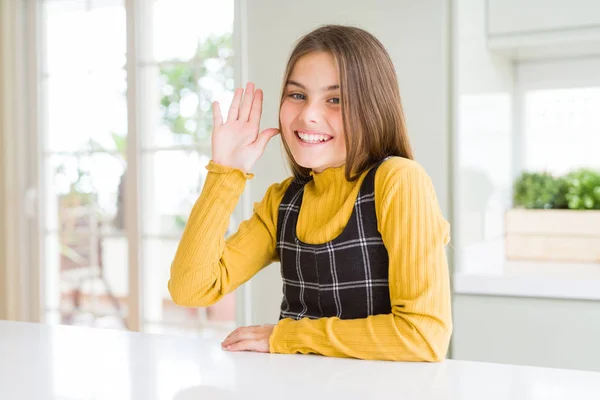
[1,320,599,399]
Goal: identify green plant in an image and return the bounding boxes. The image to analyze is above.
[564,168,600,210]
[513,171,568,209]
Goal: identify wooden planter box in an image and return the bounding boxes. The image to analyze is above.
[505,209,600,263]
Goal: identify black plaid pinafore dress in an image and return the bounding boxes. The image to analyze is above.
[276,159,392,320]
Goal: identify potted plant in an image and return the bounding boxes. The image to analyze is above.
[506,169,600,263]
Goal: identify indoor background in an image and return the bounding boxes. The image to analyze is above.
[1,0,599,376]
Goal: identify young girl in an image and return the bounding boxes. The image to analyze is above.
[168,25,452,362]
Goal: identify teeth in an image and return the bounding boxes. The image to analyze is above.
[297,131,331,143]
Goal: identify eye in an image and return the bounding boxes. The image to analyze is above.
[328,97,340,105]
[288,93,306,100]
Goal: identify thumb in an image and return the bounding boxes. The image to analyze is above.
[252,128,279,151]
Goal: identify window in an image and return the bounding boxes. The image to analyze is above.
[523,87,600,175]
[38,0,238,334]
[454,57,600,275]
[517,57,600,175]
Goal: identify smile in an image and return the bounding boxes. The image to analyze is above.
[295,130,333,144]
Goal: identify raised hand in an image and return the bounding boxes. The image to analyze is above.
[211,82,279,173]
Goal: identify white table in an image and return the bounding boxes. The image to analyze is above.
[1,321,599,400]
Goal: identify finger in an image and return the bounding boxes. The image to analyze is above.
[238,82,255,122]
[248,89,263,124]
[222,328,246,347]
[223,327,241,343]
[222,327,258,347]
[224,325,257,341]
[227,88,243,122]
[251,128,280,150]
[225,340,261,352]
[212,101,223,128]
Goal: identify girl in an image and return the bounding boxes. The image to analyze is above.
[168,25,452,362]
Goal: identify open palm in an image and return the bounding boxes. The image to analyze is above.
[211,82,279,173]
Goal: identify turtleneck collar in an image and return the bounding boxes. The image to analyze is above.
[309,164,347,194]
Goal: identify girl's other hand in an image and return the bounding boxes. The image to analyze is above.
[221,324,275,353]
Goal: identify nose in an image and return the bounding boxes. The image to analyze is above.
[298,100,323,125]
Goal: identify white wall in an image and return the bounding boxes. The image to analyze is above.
[243,0,452,325]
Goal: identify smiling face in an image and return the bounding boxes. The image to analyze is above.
[279,51,346,173]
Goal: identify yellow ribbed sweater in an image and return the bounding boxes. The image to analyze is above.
[168,157,452,361]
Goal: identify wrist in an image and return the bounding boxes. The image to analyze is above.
[210,157,247,172]
[211,158,249,174]
[206,160,254,180]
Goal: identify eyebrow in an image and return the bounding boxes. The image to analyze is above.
[286,80,340,92]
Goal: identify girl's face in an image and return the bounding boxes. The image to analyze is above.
[280,51,346,173]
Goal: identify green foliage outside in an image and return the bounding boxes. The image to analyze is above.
[159,33,234,143]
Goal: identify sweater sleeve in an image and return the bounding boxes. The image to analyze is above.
[168,161,290,307]
[268,162,452,361]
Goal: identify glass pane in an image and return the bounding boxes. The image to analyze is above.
[44,233,128,329]
[43,69,127,152]
[141,150,213,236]
[44,154,93,233]
[42,150,128,329]
[90,153,128,233]
[87,0,127,69]
[524,87,600,175]
[151,0,234,62]
[140,56,234,149]
[139,0,235,149]
[44,0,126,75]
[44,154,126,234]
[143,239,236,328]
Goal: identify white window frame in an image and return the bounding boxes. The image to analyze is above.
[2,0,252,332]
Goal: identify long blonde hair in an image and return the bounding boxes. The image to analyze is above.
[279,24,414,182]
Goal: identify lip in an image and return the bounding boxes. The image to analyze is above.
[294,130,334,147]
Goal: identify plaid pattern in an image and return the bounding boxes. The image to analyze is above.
[276,159,392,320]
